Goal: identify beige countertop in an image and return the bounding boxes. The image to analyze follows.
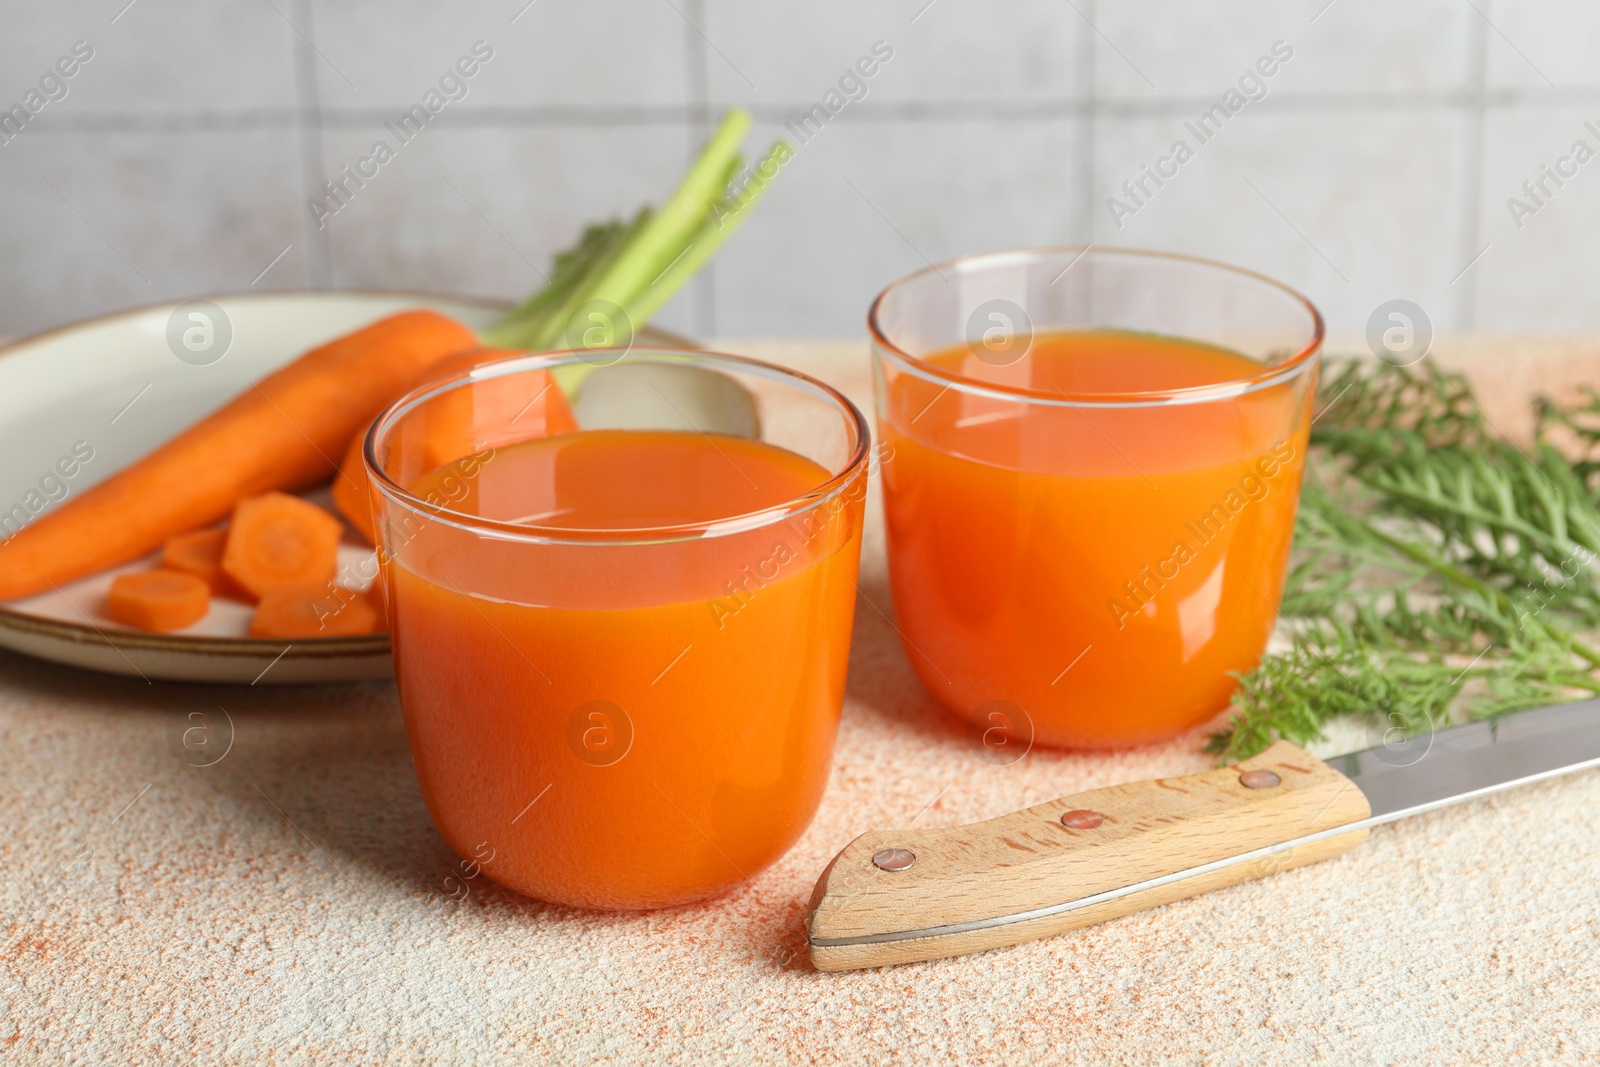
[2,337,1597,1064]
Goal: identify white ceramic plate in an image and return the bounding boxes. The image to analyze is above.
[0,291,684,685]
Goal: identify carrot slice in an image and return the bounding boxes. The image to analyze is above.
[0,310,478,601]
[162,527,250,600]
[249,584,383,639]
[222,493,344,599]
[331,347,577,541]
[106,570,211,632]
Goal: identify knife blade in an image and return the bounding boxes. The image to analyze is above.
[806,698,1600,971]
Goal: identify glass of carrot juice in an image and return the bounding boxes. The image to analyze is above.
[365,349,869,909]
[869,248,1324,749]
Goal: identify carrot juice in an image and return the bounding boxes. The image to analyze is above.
[376,365,868,912]
[876,329,1314,748]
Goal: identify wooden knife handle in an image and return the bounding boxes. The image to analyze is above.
[806,741,1371,971]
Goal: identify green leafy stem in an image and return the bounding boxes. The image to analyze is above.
[1207,358,1600,763]
[479,108,786,396]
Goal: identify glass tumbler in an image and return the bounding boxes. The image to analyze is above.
[366,348,869,909]
[870,248,1323,749]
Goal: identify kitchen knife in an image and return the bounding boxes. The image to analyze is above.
[806,698,1600,971]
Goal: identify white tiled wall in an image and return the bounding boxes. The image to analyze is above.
[1,0,1595,341]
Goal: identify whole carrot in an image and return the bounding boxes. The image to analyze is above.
[329,345,578,542]
[0,310,476,600]
[1,107,779,603]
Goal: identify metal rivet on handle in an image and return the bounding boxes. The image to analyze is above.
[1239,769,1282,789]
[1060,809,1104,830]
[872,847,916,872]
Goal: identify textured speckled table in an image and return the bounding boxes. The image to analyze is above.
[2,338,1597,1064]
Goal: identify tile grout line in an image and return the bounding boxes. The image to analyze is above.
[683,0,716,337]
[1453,0,1492,331]
[290,0,331,288]
[1077,0,1098,244]
[22,87,1600,137]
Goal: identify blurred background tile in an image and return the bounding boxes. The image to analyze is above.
[1094,0,1472,100]
[310,0,693,112]
[709,117,1086,336]
[0,0,296,115]
[1472,107,1600,332]
[0,0,1596,340]
[704,0,1088,108]
[1095,110,1472,335]
[0,131,306,338]
[1484,0,1599,93]
[315,124,700,335]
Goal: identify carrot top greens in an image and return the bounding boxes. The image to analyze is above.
[1208,359,1600,762]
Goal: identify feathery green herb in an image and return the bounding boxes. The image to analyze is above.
[1206,358,1600,762]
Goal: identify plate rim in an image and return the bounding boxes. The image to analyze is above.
[0,288,687,660]
[0,286,512,355]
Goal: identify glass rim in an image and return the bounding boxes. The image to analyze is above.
[866,245,1326,410]
[365,347,872,547]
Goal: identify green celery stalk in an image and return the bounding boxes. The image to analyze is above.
[523,208,650,350]
[474,108,774,399]
[627,141,788,327]
[481,212,642,349]
[573,109,751,324]
[484,220,621,340]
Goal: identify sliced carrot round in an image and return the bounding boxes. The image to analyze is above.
[0,309,479,602]
[163,527,250,600]
[107,570,211,632]
[249,584,383,639]
[222,492,344,599]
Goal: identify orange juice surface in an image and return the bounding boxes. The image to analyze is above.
[388,430,863,909]
[880,330,1312,748]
